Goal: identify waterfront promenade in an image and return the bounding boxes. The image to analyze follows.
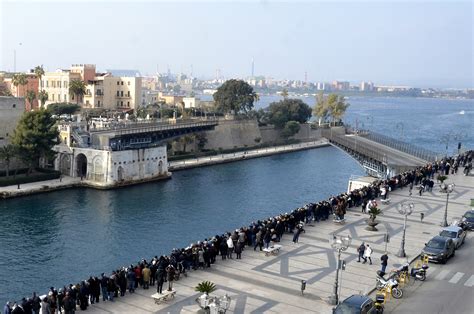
[84,171,473,313]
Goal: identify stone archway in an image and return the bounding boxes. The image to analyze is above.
[59,154,71,176]
[75,153,88,178]
[158,160,163,175]
[117,166,124,181]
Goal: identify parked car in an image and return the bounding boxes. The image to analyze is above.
[460,210,474,231]
[333,295,383,314]
[421,235,455,264]
[439,226,466,249]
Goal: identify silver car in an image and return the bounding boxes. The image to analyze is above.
[439,226,466,249]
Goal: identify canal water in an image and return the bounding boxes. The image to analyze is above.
[0,96,472,302]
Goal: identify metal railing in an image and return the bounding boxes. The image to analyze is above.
[110,120,219,137]
[90,118,219,133]
[353,129,439,162]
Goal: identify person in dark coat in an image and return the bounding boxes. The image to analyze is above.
[30,296,39,314]
[234,242,243,259]
[219,240,228,260]
[79,281,89,310]
[156,266,165,294]
[166,265,176,291]
[62,292,76,314]
[357,243,366,263]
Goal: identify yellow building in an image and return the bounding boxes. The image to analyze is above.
[84,74,142,110]
[41,69,82,107]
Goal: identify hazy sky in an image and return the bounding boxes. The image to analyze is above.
[1,0,472,88]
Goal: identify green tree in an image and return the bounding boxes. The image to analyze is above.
[34,65,45,89]
[0,144,17,177]
[195,281,216,294]
[327,94,350,124]
[213,79,257,114]
[11,110,59,172]
[38,90,49,108]
[68,79,86,104]
[313,92,330,126]
[266,98,312,128]
[195,133,208,151]
[12,73,28,97]
[47,103,81,115]
[281,120,301,139]
[281,88,289,99]
[26,90,36,110]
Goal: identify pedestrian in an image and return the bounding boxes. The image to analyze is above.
[41,297,51,314]
[165,265,176,292]
[363,244,372,264]
[142,264,151,289]
[254,229,263,251]
[62,292,75,314]
[127,267,136,293]
[100,274,108,301]
[293,223,304,243]
[31,293,41,314]
[3,302,11,314]
[234,241,242,259]
[226,237,234,259]
[156,266,165,294]
[381,252,389,273]
[357,243,366,263]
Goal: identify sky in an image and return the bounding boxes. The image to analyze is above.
[0,0,472,88]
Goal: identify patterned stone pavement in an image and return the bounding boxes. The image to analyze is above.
[87,171,473,313]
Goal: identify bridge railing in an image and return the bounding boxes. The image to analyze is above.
[348,128,439,162]
[89,118,218,133]
[110,120,219,137]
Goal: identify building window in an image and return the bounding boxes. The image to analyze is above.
[121,101,123,106]
[64,81,68,88]
[121,81,124,85]
[128,81,130,86]
[46,80,49,87]
[86,100,90,105]
[127,101,130,107]
[121,91,123,97]
[52,94,55,101]
[117,91,120,96]
[117,101,120,106]
[98,100,101,106]
[58,81,61,88]
[12,104,16,108]
[117,81,120,85]
[127,91,130,97]
[58,94,61,101]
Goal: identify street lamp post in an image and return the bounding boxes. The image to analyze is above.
[328,234,352,305]
[441,183,455,227]
[396,202,414,258]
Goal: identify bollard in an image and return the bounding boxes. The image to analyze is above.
[17,184,20,189]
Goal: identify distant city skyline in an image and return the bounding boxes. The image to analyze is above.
[1,0,472,88]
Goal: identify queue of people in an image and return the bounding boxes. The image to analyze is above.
[4,151,472,314]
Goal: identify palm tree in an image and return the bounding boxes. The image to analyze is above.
[0,145,17,177]
[34,65,45,90]
[12,73,28,97]
[68,79,86,104]
[26,90,36,110]
[195,281,216,294]
[38,90,49,108]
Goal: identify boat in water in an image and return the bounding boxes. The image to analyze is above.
[459,110,465,115]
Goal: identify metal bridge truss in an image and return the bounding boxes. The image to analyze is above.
[106,121,218,151]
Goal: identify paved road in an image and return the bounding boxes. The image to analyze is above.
[385,232,474,314]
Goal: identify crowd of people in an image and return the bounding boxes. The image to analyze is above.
[4,150,472,314]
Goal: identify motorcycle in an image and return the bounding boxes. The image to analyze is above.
[410,264,429,281]
[376,271,403,299]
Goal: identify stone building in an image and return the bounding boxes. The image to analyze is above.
[0,96,25,147]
